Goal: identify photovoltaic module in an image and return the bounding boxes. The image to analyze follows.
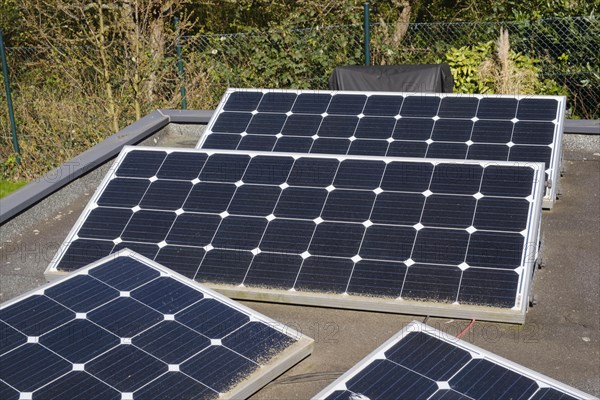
[46,146,544,323]
[2,250,313,400]
[312,321,596,400]
[196,88,565,208]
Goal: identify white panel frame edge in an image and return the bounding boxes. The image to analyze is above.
[4,249,314,400]
[196,88,565,209]
[311,320,597,400]
[45,146,545,324]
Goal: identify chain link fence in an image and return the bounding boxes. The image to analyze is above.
[1,16,598,180]
[0,43,184,179]
[371,16,599,118]
[184,16,598,118]
[182,23,364,92]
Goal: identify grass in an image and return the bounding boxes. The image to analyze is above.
[0,180,27,198]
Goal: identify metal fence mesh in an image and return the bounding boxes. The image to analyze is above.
[184,16,599,117]
[1,16,598,179]
[372,16,599,118]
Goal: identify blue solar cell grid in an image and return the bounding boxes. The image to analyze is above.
[3,251,307,400]
[196,89,565,208]
[312,321,594,400]
[47,147,544,323]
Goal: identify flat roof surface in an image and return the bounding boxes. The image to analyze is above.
[1,125,598,398]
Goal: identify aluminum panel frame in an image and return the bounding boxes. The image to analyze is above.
[45,146,545,324]
[4,249,314,400]
[312,320,596,399]
[196,88,565,208]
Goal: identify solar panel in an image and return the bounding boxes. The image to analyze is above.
[312,321,595,400]
[3,250,313,400]
[196,88,565,208]
[47,146,544,323]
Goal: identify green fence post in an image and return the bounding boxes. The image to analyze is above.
[174,17,187,110]
[363,2,370,66]
[0,29,21,164]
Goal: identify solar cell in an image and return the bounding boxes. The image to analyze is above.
[48,147,544,323]
[3,250,313,399]
[196,89,565,208]
[312,321,595,400]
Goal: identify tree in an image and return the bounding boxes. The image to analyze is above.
[415,0,596,22]
[20,1,123,131]
[0,0,21,44]
[19,0,192,131]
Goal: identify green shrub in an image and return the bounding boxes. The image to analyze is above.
[445,41,495,93]
[444,33,567,96]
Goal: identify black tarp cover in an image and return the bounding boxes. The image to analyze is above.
[329,64,454,93]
